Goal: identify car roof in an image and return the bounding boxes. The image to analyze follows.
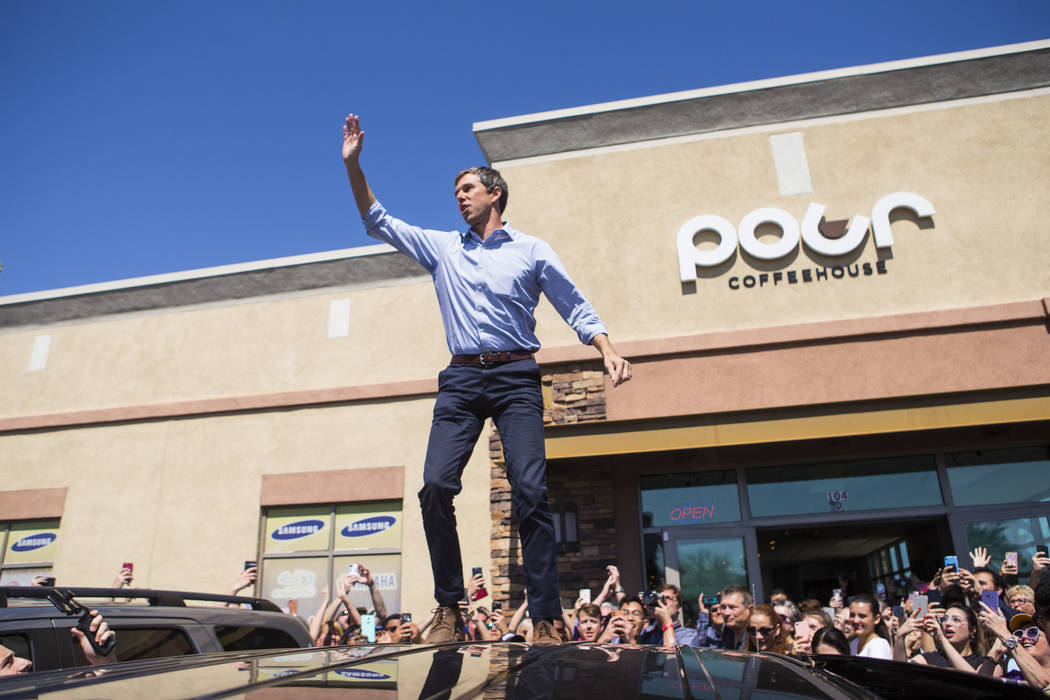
[0,642,1043,700]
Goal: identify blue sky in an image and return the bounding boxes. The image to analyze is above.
[2,1,1048,296]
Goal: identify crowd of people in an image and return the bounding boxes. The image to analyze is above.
[299,547,1050,691]
[4,545,1049,693]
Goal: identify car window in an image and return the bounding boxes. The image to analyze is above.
[215,626,298,652]
[73,627,196,665]
[0,634,31,668]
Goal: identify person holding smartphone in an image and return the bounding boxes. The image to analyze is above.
[342,115,631,646]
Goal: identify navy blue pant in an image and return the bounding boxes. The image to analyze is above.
[418,358,561,619]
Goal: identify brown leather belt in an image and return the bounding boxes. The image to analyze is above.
[451,351,533,367]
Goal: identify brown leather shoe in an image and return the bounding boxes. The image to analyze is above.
[426,605,463,643]
[532,618,561,645]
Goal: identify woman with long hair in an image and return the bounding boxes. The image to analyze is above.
[745,604,792,654]
[849,594,892,659]
[895,604,997,675]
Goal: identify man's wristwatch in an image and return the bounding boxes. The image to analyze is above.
[1003,636,1019,652]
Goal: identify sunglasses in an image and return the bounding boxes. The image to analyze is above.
[748,626,776,636]
[1014,626,1040,643]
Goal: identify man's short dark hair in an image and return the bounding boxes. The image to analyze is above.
[721,584,753,607]
[455,166,509,214]
[973,567,1004,591]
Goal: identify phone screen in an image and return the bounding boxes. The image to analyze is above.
[579,588,591,603]
[361,614,376,643]
[1037,545,1048,557]
[943,555,958,572]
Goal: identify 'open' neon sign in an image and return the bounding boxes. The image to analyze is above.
[670,503,716,522]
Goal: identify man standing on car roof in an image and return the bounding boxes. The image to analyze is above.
[341,114,631,644]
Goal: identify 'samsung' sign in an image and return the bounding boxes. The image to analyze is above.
[676,192,934,289]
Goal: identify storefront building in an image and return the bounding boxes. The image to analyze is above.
[2,41,1048,623]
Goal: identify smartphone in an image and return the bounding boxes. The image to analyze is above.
[876,583,886,600]
[981,589,1000,611]
[892,605,904,620]
[492,600,502,612]
[1005,552,1018,568]
[244,560,257,571]
[579,588,591,604]
[288,599,298,615]
[832,588,843,604]
[122,562,134,574]
[943,555,958,573]
[347,563,359,577]
[1037,545,1049,557]
[794,621,807,638]
[927,590,942,605]
[402,612,412,624]
[361,614,376,643]
[913,595,928,618]
[703,594,719,606]
[41,576,55,586]
[471,566,488,601]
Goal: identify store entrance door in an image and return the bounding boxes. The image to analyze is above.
[754,516,953,605]
[663,527,759,624]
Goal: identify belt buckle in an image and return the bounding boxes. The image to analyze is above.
[479,351,499,367]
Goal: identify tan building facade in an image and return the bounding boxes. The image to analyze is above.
[2,41,1048,622]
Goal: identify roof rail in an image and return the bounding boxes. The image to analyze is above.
[0,587,283,613]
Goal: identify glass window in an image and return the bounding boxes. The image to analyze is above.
[964,515,1050,578]
[80,628,195,665]
[675,537,747,623]
[0,634,30,667]
[260,557,329,622]
[0,520,59,585]
[946,446,1050,506]
[333,554,402,616]
[640,471,740,527]
[746,455,941,518]
[259,501,404,625]
[215,626,299,652]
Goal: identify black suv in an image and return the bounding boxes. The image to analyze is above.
[0,587,312,672]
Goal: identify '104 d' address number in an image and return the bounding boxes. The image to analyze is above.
[826,490,848,511]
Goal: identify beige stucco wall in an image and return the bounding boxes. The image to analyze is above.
[500,92,1050,347]
[0,281,448,418]
[0,397,493,617]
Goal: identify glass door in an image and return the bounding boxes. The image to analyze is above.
[663,527,760,624]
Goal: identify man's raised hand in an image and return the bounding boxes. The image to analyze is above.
[343,114,365,162]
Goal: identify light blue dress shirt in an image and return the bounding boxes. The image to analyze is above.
[364,201,608,356]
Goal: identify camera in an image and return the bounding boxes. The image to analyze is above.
[641,590,663,606]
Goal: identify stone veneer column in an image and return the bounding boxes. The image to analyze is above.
[488,362,608,608]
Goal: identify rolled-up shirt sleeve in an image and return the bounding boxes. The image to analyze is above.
[536,241,608,345]
[363,200,441,273]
